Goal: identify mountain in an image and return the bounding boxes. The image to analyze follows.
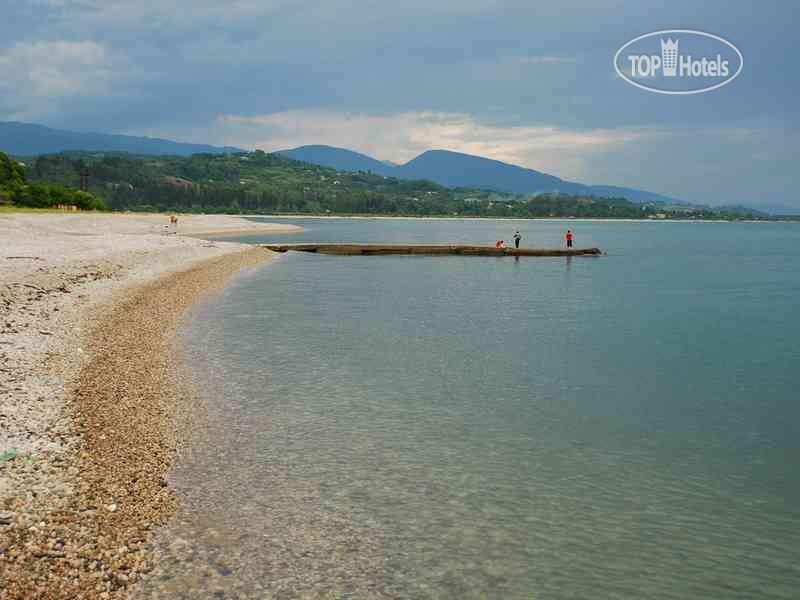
[577,184,683,205]
[279,145,393,176]
[279,145,682,205]
[395,150,578,194]
[0,121,241,156]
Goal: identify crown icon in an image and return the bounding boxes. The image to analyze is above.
[661,38,678,76]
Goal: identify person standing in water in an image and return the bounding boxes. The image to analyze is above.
[513,230,521,248]
[565,229,574,248]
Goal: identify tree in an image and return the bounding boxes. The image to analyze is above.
[0,151,26,194]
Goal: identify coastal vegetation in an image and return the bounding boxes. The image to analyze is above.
[0,151,108,210]
[10,150,769,220]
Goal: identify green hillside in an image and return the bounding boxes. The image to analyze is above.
[20,150,763,220]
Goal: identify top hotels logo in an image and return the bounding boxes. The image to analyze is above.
[660,38,678,76]
[614,30,743,94]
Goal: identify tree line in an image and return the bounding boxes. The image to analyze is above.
[0,151,108,210]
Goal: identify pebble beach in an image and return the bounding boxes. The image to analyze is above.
[0,213,298,599]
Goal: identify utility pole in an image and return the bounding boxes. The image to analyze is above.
[79,167,89,192]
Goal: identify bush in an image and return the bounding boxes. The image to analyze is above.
[12,182,109,210]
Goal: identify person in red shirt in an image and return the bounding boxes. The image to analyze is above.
[495,239,504,248]
[565,229,573,248]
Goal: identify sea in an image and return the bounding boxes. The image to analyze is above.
[134,218,800,600]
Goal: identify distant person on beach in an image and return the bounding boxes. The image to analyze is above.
[566,229,573,248]
[513,231,521,248]
[495,239,504,248]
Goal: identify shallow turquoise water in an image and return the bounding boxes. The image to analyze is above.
[145,219,800,599]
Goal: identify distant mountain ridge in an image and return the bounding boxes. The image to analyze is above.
[1,121,681,205]
[279,145,682,205]
[0,121,241,156]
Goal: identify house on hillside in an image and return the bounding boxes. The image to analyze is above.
[163,175,194,189]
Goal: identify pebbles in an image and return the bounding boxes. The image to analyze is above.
[0,214,280,600]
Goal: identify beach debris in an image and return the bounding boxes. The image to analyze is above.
[1,448,19,462]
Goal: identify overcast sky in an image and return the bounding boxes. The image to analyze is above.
[1,1,797,210]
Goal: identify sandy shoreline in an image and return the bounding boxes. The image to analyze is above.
[0,213,294,599]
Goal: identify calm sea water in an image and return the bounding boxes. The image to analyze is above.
[137,218,800,599]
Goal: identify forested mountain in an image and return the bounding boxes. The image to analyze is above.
[20,150,764,220]
[395,149,571,194]
[279,145,393,175]
[279,146,682,205]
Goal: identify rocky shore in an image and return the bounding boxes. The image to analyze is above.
[0,214,292,599]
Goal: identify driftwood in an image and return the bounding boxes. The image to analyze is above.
[262,244,602,257]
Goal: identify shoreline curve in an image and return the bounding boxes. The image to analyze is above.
[0,228,275,599]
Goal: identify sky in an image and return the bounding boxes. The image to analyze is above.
[1,0,797,211]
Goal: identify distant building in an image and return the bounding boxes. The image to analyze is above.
[162,175,193,189]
